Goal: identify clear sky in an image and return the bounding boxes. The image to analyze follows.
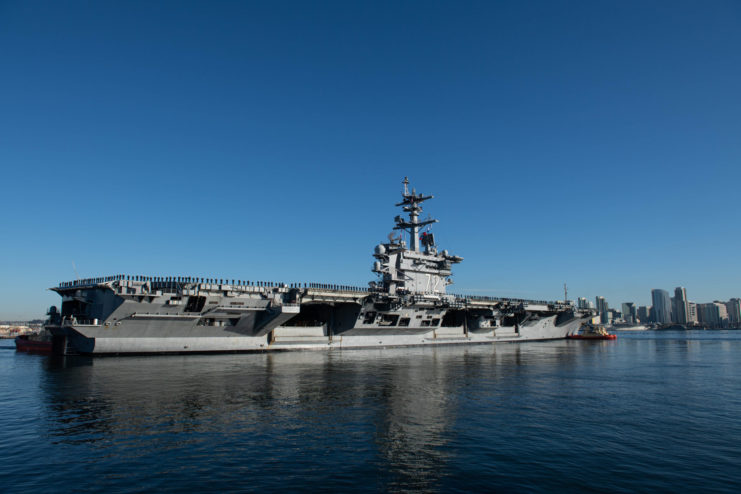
[1,1,740,319]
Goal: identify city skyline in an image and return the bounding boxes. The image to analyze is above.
[1,1,740,319]
[588,284,741,327]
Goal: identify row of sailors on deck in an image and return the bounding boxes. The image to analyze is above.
[58,276,368,292]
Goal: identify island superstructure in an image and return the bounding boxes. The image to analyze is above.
[46,178,593,355]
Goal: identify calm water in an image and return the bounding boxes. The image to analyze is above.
[1,331,740,493]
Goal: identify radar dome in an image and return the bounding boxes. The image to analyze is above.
[374,244,386,255]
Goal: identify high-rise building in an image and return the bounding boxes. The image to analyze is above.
[697,303,728,328]
[687,302,698,324]
[608,308,620,323]
[577,297,589,309]
[673,287,688,324]
[622,302,637,324]
[697,303,716,326]
[637,306,649,323]
[725,299,741,326]
[595,296,609,324]
[715,302,729,327]
[651,289,672,324]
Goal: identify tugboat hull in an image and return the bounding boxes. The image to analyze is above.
[567,334,617,340]
[14,335,53,354]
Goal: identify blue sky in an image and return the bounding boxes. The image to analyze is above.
[1,1,740,319]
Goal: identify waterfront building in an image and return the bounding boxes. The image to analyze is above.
[672,287,688,324]
[696,303,716,326]
[715,302,729,327]
[608,309,620,324]
[651,289,672,324]
[726,298,741,326]
[622,303,637,324]
[697,303,728,328]
[577,297,589,310]
[687,302,698,324]
[637,306,649,323]
[595,296,609,324]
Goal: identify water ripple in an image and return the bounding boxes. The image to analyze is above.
[0,333,740,492]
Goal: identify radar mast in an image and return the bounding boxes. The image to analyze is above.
[394,177,438,252]
[372,178,462,295]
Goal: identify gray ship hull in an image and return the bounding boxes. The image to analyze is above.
[48,305,588,355]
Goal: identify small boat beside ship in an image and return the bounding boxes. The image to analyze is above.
[14,308,57,354]
[568,324,617,340]
[15,332,53,353]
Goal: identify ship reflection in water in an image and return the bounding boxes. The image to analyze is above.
[39,343,574,490]
[33,334,741,492]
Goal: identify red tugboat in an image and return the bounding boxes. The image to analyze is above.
[567,324,617,340]
[14,333,53,353]
[14,306,58,354]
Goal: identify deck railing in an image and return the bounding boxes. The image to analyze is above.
[56,275,572,307]
[57,275,371,293]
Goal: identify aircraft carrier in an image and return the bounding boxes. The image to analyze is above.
[46,178,593,355]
